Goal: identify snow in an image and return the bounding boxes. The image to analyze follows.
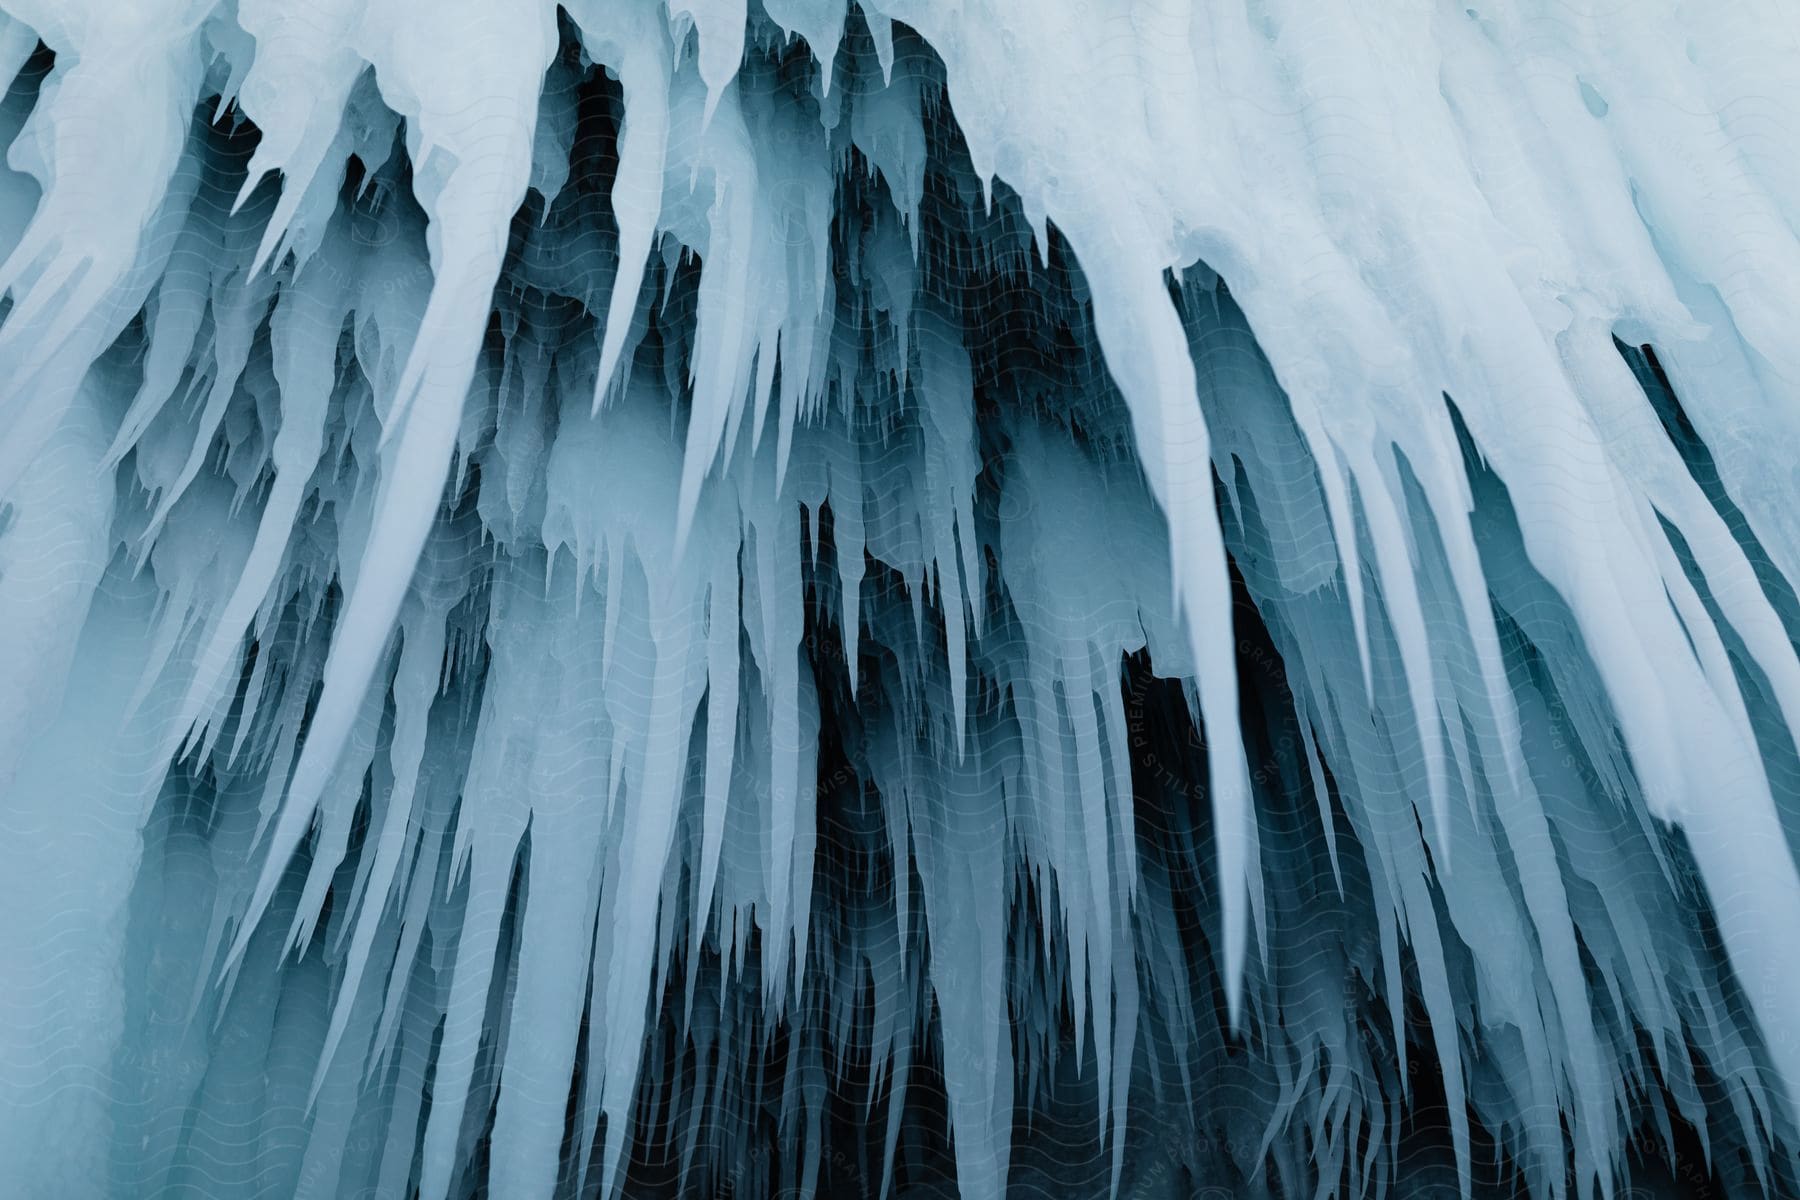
[3,2,1800,1197]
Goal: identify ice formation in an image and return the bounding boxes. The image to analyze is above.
[2,2,1800,1197]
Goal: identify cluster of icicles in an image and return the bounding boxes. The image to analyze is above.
[3,1,1800,1197]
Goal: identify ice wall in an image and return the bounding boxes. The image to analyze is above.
[2,2,1800,1197]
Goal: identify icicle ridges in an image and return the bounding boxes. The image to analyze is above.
[3,3,1800,1198]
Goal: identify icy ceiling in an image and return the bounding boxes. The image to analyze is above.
[2,1,1800,1198]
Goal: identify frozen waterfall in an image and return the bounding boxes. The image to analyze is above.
[2,2,1800,1197]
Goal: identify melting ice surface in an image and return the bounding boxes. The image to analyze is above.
[2,1,1800,1197]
